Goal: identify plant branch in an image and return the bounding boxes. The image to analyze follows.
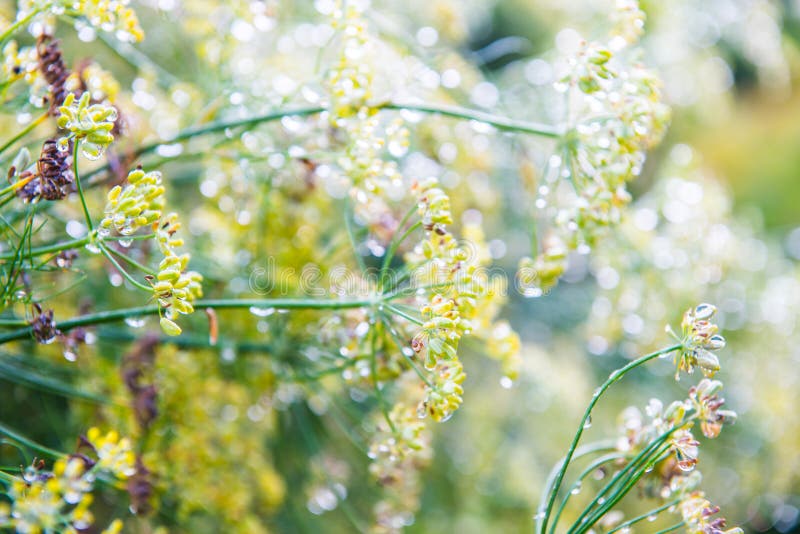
[0,297,376,344]
[538,343,682,534]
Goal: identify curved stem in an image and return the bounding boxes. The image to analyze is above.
[536,441,617,534]
[538,343,682,534]
[606,499,680,534]
[99,244,152,291]
[0,421,63,459]
[72,140,94,232]
[656,522,685,534]
[0,297,375,344]
[0,112,48,158]
[84,101,562,184]
[382,101,562,138]
[0,234,152,262]
[379,218,421,293]
[549,452,625,534]
[0,10,40,45]
[571,443,672,534]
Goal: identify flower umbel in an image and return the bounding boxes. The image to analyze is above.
[56,91,116,159]
[670,303,726,379]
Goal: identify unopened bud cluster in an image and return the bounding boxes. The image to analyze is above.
[56,92,117,160]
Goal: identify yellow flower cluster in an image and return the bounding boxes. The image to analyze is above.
[326,1,373,120]
[368,402,432,533]
[141,347,285,533]
[1,41,39,85]
[418,359,465,421]
[0,430,133,534]
[85,427,137,479]
[73,0,144,42]
[56,92,117,159]
[100,168,203,336]
[154,253,203,336]
[100,168,166,237]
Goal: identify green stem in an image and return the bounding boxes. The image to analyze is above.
[568,424,682,534]
[99,244,152,291]
[370,321,396,433]
[538,343,682,534]
[384,303,423,325]
[536,441,617,533]
[0,421,63,459]
[0,9,40,44]
[379,219,421,293]
[72,139,94,232]
[0,234,152,262]
[571,444,672,534]
[103,245,156,275]
[606,499,680,534]
[0,297,375,344]
[0,112,48,158]
[382,101,562,138]
[84,101,561,184]
[655,522,685,534]
[549,452,625,533]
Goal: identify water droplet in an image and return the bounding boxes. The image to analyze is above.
[63,349,77,362]
[571,481,582,495]
[533,512,545,521]
[647,514,658,522]
[221,346,237,362]
[249,306,275,317]
[583,415,593,429]
[85,243,101,254]
[125,317,146,328]
[500,376,514,389]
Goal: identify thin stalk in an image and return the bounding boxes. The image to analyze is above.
[382,101,562,138]
[536,440,618,533]
[379,220,421,293]
[0,234,152,261]
[0,111,48,158]
[0,10,40,44]
[0,421,63,459]
[567,426,680,534]
[72,140,94,232]
[83,102,562,185]
[0,359,110,404]
[606,499,680,534]
[0,297,375,344]
[378,206,418,292]
[655,522,685,534]
[538,343,682,534]
[384,303,423,325]
[384,281,454,300]
[549,452,625,533]
[99,244,152,291]
[103,245,156,275]
[380,311,434,388]
[572,444,672,534]
[370,321,396,433]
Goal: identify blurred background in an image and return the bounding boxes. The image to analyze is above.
[1,0,799,532]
